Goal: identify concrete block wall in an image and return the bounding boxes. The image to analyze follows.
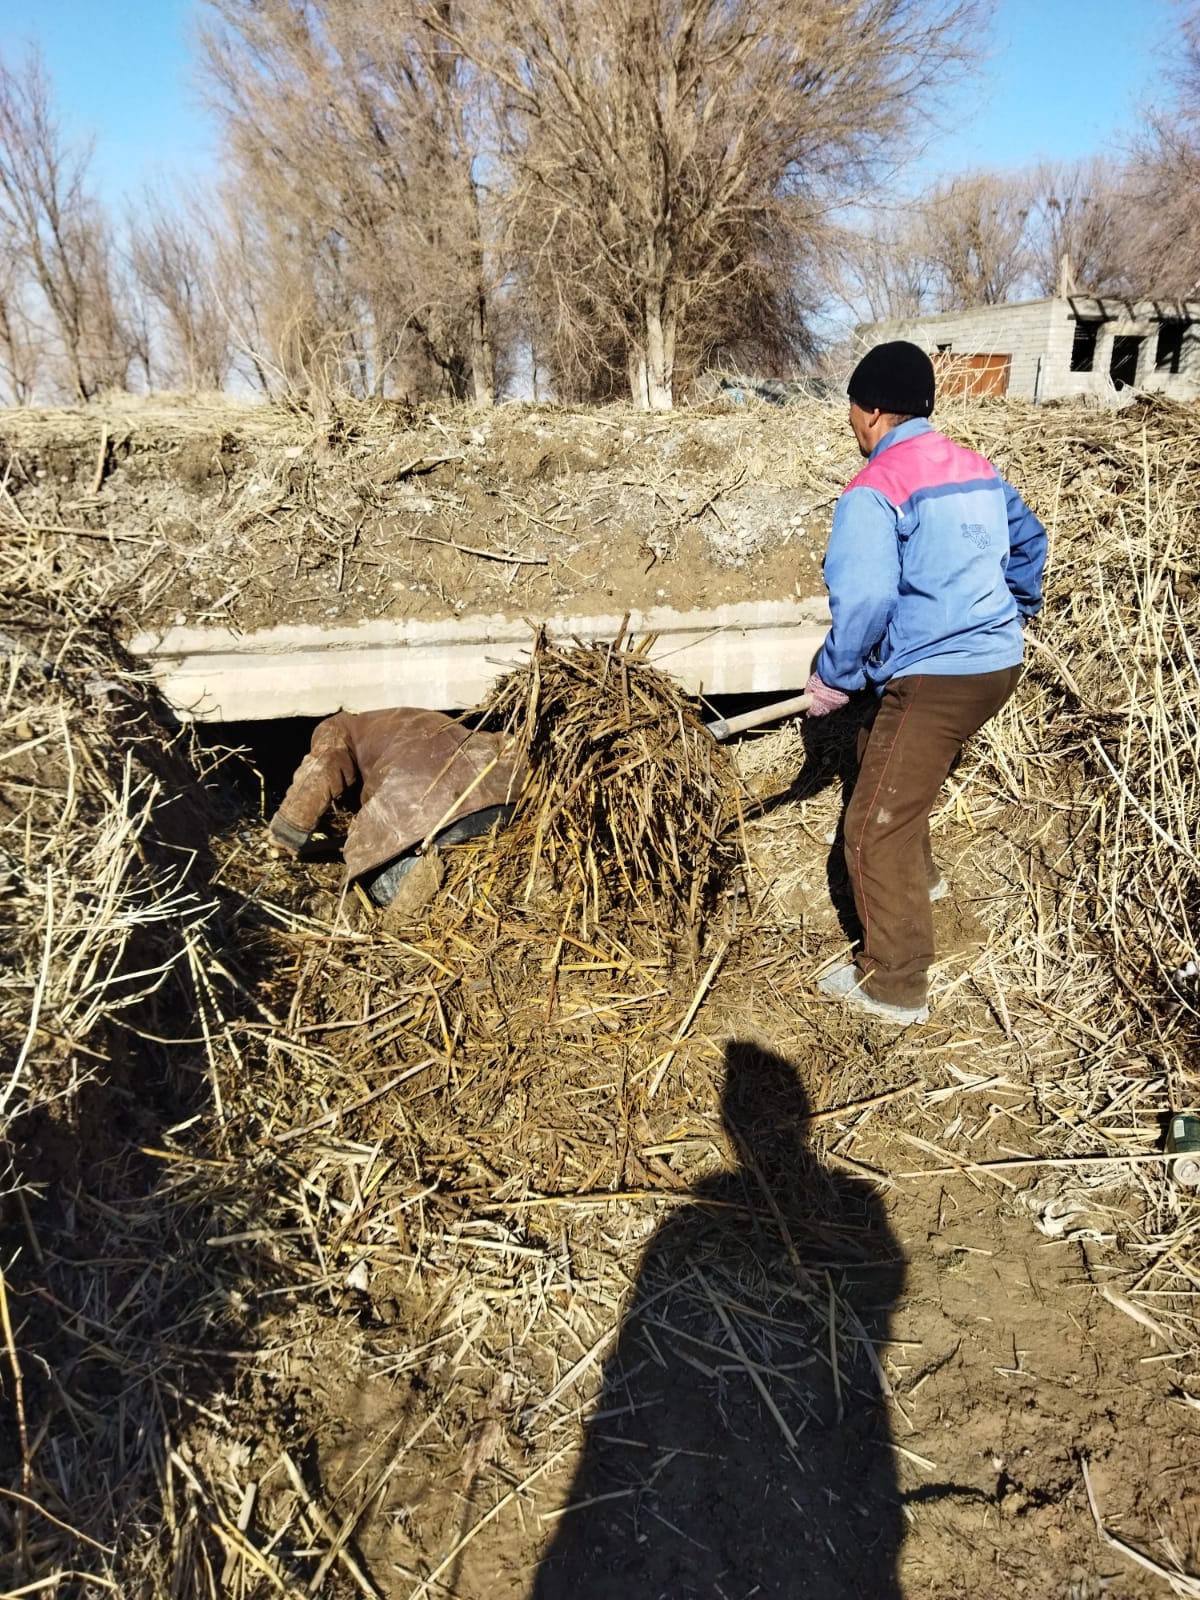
[1050,299,1200,400]
[1042,300,1090,399]
[1136,314,1200,399]
[855,301,1056,400]
[857,297,1200,402]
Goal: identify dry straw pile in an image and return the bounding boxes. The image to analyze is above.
[0,391,1198,1595]
[483,624,745,931]
[0,491,241,1591]
[955,394,1200,1353]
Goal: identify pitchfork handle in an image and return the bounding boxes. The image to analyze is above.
[705,692,813,742]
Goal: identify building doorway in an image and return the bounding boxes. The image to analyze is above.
[1109,335,1142,389]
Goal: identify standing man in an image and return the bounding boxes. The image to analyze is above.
[806,341,1047,1024]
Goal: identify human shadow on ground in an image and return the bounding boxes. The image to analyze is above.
[532,1039,905,1600]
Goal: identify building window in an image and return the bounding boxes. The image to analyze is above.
[936,342,952,352]
[1070,319,1101,372]
[1156,320,1188,374]
[1109,335,1142,389]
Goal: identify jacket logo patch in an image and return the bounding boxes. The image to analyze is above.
[961,522,991,550]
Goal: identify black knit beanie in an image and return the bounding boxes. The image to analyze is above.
[847,340,935,417]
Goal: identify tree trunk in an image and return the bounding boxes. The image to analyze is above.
[469,284,495,407]
[642,289,674,410]
[0,294,36,404]
[627,345,651,409]
[65,342,91,403]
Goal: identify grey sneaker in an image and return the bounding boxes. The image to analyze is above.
[929,877,949,903]
[817,963,930,1025]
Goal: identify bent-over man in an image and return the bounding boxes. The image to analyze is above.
[268,708,522,905]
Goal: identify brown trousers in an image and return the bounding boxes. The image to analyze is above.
[845,666,1021,1007]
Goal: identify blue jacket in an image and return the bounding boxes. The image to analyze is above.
[815,419,1047,692]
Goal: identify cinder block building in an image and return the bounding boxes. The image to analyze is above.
[855,297,1200,402]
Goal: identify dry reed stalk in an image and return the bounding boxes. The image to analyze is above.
[0,522,255,1594]
[945,401,1200,1353]
[1081,1455,1200,1598]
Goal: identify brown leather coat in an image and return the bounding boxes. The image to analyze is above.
[273,708,523,881]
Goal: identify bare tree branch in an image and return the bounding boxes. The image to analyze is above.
[449,0,984,407]
[130,187,232,391]
[0,49,132,400]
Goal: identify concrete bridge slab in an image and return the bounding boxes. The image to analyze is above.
[128,599,830,722]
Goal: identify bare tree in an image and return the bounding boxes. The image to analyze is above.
[449,0,982,409]
[130,188,231,391]
[833,210,940,323]
[0,230,39,403]
[1024,158,1130,296]
[916,172,1033,310]
[835,159,1142,326]
[122,270,154,392]
[1115,5,1200,297]
[1119,135,1200,296]
[203,197,274,393]
[0,50,132,400]
[200,0,985,406]
[79,221,138,392]
[200,0,499,405]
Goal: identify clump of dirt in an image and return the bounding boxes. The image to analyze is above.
[174,431,241,491]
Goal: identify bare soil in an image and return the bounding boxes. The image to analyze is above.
[0,397,847,635]
[178,716,1197,1600]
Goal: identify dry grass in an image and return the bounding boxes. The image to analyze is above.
[954,396,1200,1352]
[0,524,244,1591]
[481,625,746,933]
[1,390,1198,1596]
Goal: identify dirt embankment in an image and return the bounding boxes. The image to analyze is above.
[0,396,857,637]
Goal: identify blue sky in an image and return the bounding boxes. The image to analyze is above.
[0,0,1179,208]
[0,0,215,205]
[918,0,1173,175]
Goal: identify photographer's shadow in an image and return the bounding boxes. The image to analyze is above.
[532,1039,905,1599]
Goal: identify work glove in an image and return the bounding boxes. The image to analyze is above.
[268,813,311,855]
[805,670,850,718]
